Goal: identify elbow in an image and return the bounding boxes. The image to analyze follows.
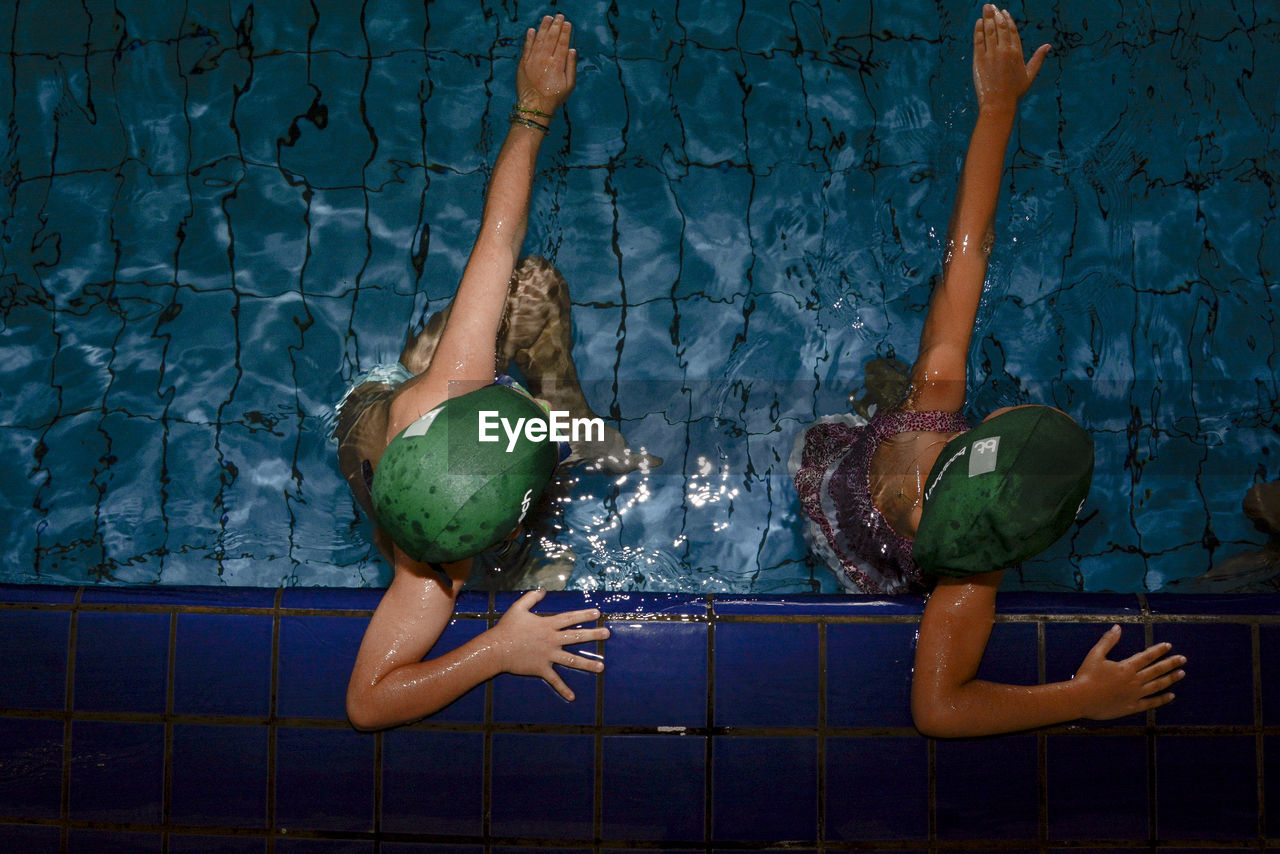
[911,679,966,740]
[911,696,949,739]
[346,684,387,733]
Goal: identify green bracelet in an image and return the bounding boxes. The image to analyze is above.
[514,103,553,119]
[509,114,550,134]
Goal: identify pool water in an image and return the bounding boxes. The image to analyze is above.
[1,0,1275,592]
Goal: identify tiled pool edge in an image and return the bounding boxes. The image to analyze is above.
[1,584,1276,852]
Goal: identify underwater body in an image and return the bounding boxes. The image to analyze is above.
[0,1,1276,592]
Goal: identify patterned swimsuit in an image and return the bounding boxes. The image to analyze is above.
[792,408,968,594]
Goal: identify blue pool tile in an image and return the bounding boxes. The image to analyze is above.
[825,737,927,841]
[603,620,707,727]
[66,830,163,853]
[381,730,484,836]
[0,584,77,605]
[494,589,602,616]
[280,587,387,611]
[0,610,69,709]
[170,725,268,827]
[493,662,598,726]
[275,842,373,854]
[1146,593,1280,616]
[382,846,482,854]
[975,622,1039,686]
[174,613,272,717]
[595,592,708,618]
[602,735,705,842]
[1152,623,1251,725]
[712,737,816,842]
[277,616,366,719]
[0,718,63,819]
[935,736,1037,840]
[453,590,490,615]
[713,595,922,617]
[69,721,164,823]
[0,825,61,853]
[1045,622,1147,726]
[715,623,818,727]
[1046,735,1147,839]
[826,623,916,727]
[80,586,275,609]
[74,611,169,713]
[169,836,268,854]
[1266,735,1280,838]
[995,592,1142,616]
[490,733,594,840]
[275,728,374,832]
[1156,736,1257,840]
[1263,626,1280,725]
[425,619,489,723]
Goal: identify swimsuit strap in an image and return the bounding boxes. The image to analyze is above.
[871,408,967,439]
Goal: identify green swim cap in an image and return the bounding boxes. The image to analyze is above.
[371,384,558,564]
[913,406,1094,578]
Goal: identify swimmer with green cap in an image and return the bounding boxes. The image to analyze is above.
[794,6,1185,738]
[340,15,621,731]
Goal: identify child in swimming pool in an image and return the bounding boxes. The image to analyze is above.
[336,15,647,731]
[793,5,1186,737]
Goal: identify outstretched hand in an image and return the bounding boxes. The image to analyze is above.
[516,14,578,117]
[972,4,1051,114]
[1074,625,1186,720]
[492,587,608,701]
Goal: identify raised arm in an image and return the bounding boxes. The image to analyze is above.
[905,6,1050,413]
[910,573,1186,738]
[386,14,578,439]
[346,554,607,731]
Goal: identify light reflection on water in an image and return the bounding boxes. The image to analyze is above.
[0,1,1275,591]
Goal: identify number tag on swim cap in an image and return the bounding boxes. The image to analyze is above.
[968,436,1000,477]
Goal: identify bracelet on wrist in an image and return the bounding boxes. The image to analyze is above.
[509,113,550,134]
[514,103,553,119]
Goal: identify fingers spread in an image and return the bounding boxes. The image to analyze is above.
[1086,624,1122,660]
[553,607,602,630]
[557,650,605,672]
[1124,640,1174,670]
[561,627,609,646]
[542,668,574,702]
[1143,669,1185,695]
[1025,43,1051,84]
[514,587,547,612]
[1137,652,1185,681]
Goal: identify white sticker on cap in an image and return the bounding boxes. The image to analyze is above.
[968,436,1000,477]
[402,405,444,438]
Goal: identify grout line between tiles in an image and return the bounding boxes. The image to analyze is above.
[162,611,177,852]
[267,586,281,854]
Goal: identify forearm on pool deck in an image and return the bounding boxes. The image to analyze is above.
[910,571,1087,738]
[346,557,497,730]
[347,628,507,731]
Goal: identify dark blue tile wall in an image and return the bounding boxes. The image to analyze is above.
[0,585,1274,851]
